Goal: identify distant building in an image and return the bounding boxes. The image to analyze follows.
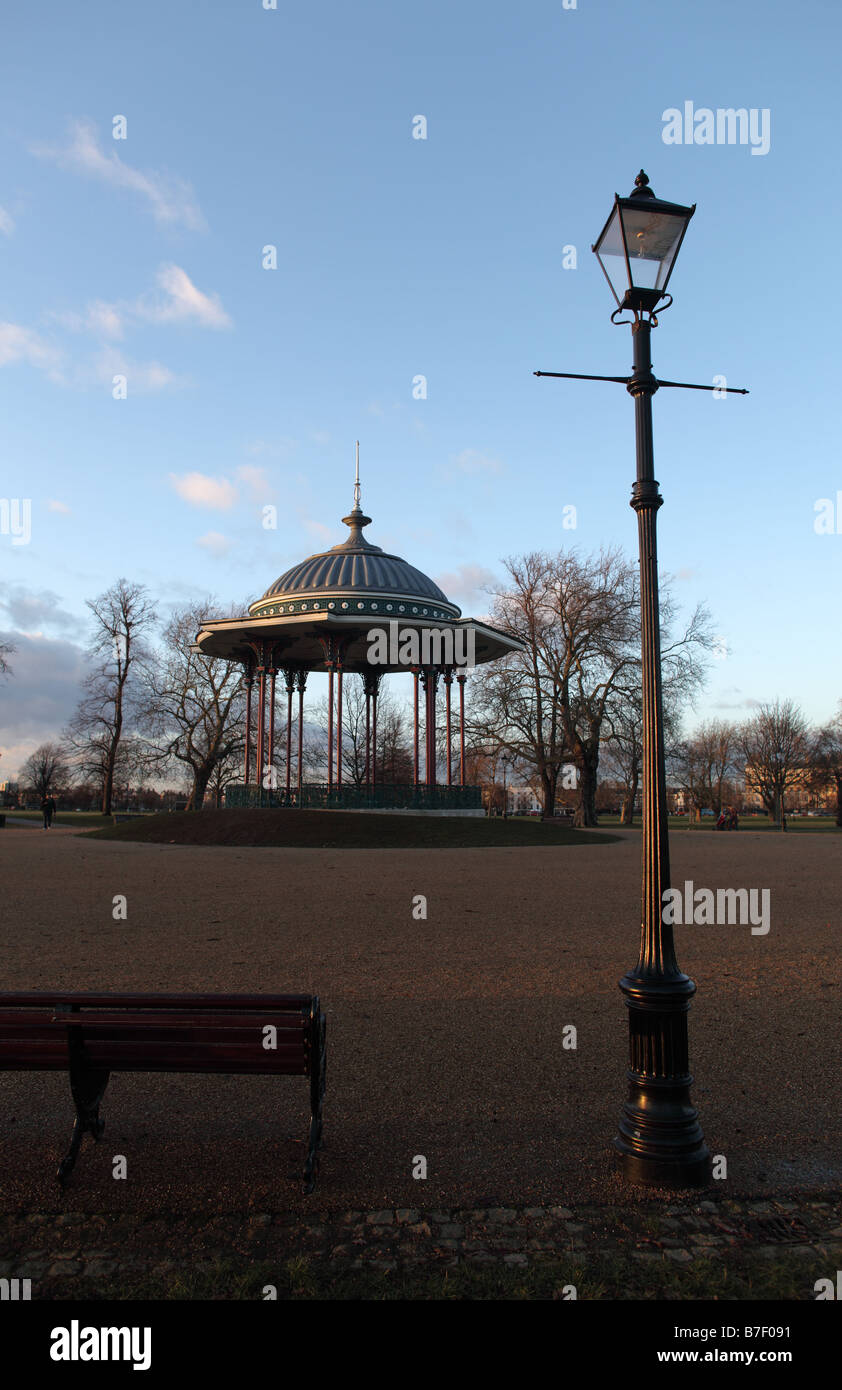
[743,763,833,813]
[0,781,20,808]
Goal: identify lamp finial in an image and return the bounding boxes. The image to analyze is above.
[631,169,655,199]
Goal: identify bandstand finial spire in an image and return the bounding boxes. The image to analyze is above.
[341,440,372,539]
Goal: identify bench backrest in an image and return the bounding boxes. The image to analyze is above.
[0,992,319,1077]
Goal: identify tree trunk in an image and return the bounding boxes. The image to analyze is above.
[102,752,116,816]
[576,754,599,827]
[540,768,557,819]
[187,767,211,811]
[620,767,639,825]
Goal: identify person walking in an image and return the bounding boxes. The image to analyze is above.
[41,794,53,829]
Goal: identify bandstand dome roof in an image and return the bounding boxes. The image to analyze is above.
[193,467,525,671]
[255,503,458,617]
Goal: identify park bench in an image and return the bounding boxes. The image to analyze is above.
[0,991,326,1193]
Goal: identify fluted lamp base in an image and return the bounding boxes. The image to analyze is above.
[614,1075,710,1187]
[615,972,711,1187]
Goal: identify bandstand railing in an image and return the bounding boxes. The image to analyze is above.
[224,782,482,811]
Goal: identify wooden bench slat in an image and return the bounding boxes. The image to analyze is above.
[0,988,326,1191]
[0,991,314,1011]
[44,1014,307,1031]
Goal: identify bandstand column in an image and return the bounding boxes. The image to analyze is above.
[336,665,344,789]
[244,661,254,785]
[268,662,277,790]
[296,669,307,797]
[444,667,453,786]
[457,672,467,786]
[423,667,439,787]
[256,653,267,792]
[364,677,371,790]
[327,661,335,793]
[413,668,420,786]
[284,669,296,799]
[363,670,381,792]
[371,675,379,789]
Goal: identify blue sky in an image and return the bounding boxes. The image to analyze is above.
[1,0,840,778]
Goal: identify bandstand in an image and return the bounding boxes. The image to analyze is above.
[193,466,523,812]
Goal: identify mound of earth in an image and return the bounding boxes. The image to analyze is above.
[84,808,615,849]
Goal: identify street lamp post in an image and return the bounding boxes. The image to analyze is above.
[536,172,747,1186]
[501,753,511,819]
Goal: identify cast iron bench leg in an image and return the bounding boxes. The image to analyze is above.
[57,1018,110,1185]
[57,1070,109,1185]
[303,1013,326,1194]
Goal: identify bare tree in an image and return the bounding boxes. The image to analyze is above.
[471,549,713,826]
[810,703,842,827]
[0,639,15,678]
[375,685,413,784]
[207,743,246,809]
[138,601,246,811]
[467,551,579,819]
[65,579,158,815]
[20,742,71,801]
[311,676,411,787]
[605,612,712,826]
[737,699,809,823]
[669,719,738,819]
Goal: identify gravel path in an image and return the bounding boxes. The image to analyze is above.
[3,1195,841,1296]
[1,827,840,1215]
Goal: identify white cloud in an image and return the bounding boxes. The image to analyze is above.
[0,206,14,236]
[236,465,271,500]
[196,531,231,557]
[87,301,124,337]
[245,437,298,458]
[48,500,71,514]
[0,584,83,637]
[0,630,88,765]
[0,322,62,374]
[85,349,180,394]
[452,448,503,476]
[0,323,178,393]
[136,264,231,329]
[434,563,499,610]
[32,119,205,230]
[54,265,230,340]
[170,473,237,510]
[303,519,333,544]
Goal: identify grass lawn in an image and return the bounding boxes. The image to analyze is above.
[2,810,113,827]
[598,814,839,834]
[47,1249,831,1302]
[83,807,617,848]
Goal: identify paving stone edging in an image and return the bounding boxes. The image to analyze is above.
[2,1195,841,1285]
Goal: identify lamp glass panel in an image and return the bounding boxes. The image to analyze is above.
[593,205,629,301]
[620,206,688,291]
